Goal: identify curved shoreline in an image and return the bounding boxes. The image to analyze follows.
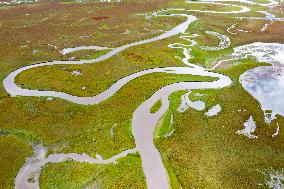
[8,13,199,189]
[0,2,257,189]
[235,42,284,123]
[15,144,137,189]
[4,14,197,101]
[132,72,231,189]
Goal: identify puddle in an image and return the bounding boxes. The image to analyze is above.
[177,90,206,112]
[205,104,221,117]
[71,70,82,76]
[236,116,258,138]
[263,168,284,189]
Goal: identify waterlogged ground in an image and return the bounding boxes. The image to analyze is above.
[0,0,284,188]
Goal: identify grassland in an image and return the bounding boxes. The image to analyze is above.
[150,99,162,113]
[0,136,32,189]
[0,0,185,96]
[40,153,146,189]
[14,37,200,97]
[155,59,284,188]
[0,0,284,188]
[1,72,216,155]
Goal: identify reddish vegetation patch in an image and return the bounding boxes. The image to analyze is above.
[91,16,110,21]
[124,52,146,62]
[123,52,158,63]
[268,21,284,34]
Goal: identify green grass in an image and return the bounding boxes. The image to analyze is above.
[0,128,39,143]
[0,0,184,97]
[0,135,32,189]
[154,112,173,140]
[150,99,162,113]
[62,49,111,61]
[0,70,215,188]
[40,153,146,189]
[15,37,186,97]
[15,33,219,97]
[1,0,284,188]
[1,72,216,158]
[161,152,181,189]
[155,59,284,188]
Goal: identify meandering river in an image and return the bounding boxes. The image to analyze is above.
[2,0,283,188]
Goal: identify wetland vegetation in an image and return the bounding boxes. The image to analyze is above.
[0,0,284,188]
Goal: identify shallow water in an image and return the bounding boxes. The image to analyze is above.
[177,90,206,112]
[240,65,284,123]
[235,43,284,123]
[205,104,222,117]
[9,13,200,189]
[2,2,265,189]
[236,115,258,138]
[15,143,136,189]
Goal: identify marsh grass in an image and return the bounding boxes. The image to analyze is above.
[150,99,162,113]
[0,0,284,188]
[0,136,32,189]
[155,59,284,188]
[40,153,146,189]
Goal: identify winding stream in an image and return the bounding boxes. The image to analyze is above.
[196,0,281,7]
[15,144,137,189]
[3,1,281,188]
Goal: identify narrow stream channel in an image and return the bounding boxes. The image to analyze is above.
[4,1,282,188]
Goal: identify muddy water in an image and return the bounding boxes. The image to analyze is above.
[3,15,197,102]
[9,14,199,189]
[1,2,256,189]
[15,144,47,189]
[15,143,137,189]
[132,71,231,189]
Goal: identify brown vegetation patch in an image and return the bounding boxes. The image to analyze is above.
[124,52,146,62]
[123,52,159,63]
[91,16,110,21]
